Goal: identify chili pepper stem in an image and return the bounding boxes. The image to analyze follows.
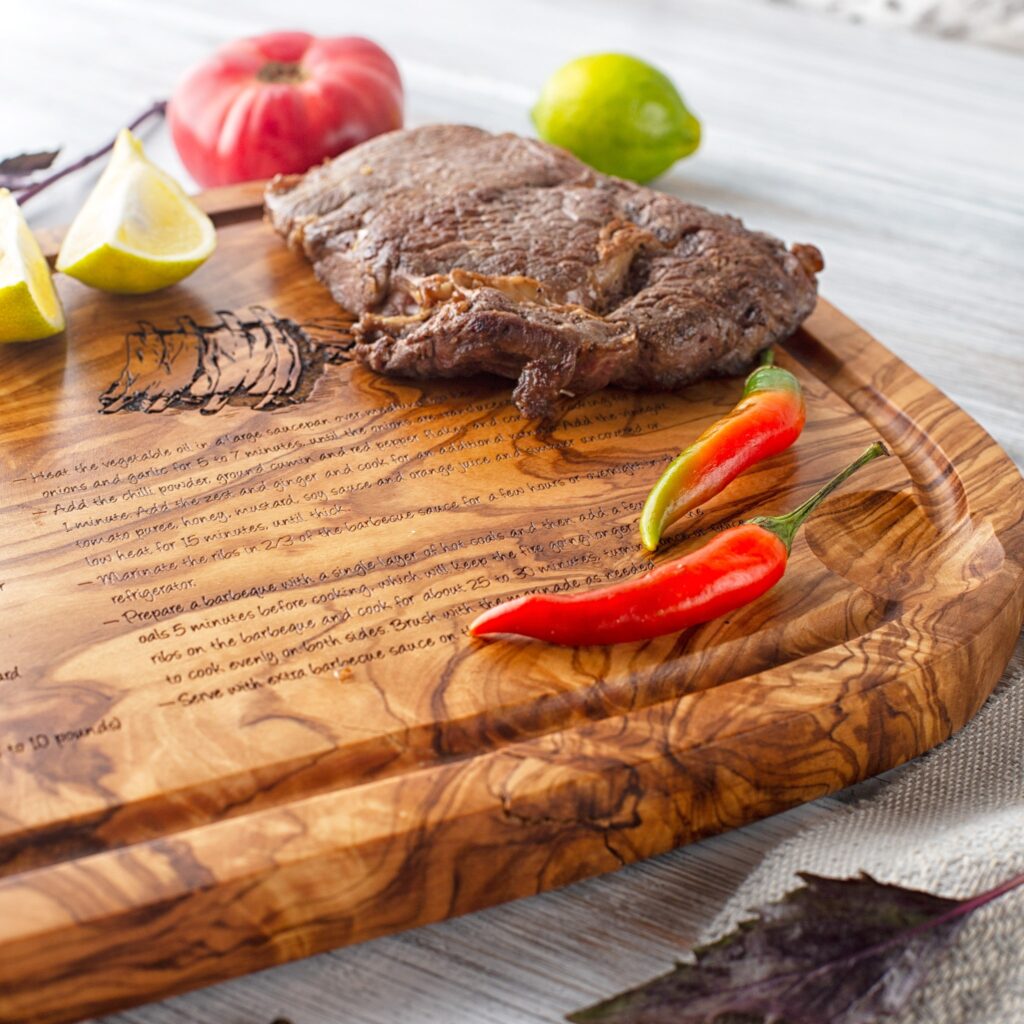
[760,347,775,367]
[750,441,889,552]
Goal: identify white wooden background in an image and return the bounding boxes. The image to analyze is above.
[780,0,1024,51]
[5,1,1024,1022]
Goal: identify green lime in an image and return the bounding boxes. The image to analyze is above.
[531,53,701,183]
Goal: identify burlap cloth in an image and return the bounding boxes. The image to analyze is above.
[699,637,1024,1023]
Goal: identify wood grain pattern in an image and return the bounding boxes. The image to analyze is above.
[0,191,1021,1024]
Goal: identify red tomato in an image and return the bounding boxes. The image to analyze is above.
[169,30,403,187]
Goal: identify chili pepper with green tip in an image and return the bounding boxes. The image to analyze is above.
[470,442,888,647]
[638,349,806,552]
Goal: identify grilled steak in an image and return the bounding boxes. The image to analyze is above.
[266,125,822,420]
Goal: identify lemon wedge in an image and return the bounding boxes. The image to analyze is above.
[0,188,66,343]
[57,129,215,294]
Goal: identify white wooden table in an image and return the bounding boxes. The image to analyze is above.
[6,1,1023,1021]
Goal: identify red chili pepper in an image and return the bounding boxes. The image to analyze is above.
[638,350,805,551]
[470,442,888,646]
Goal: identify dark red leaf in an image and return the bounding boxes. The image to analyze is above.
[0,148,60,176]
[569,871,1024,1024]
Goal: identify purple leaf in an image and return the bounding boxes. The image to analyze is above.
[569,871,1024,1024]
[0,148,60,177]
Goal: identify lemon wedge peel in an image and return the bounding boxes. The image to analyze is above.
[56,130,215,294]
[0,188,66,343]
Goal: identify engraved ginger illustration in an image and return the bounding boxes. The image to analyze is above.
[101,306,354,414]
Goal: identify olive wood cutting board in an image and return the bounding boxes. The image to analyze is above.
[1,184,1022,1024]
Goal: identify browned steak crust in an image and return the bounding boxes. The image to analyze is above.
[266,125,822,420]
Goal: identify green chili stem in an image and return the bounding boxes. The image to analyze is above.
[751,441,890,552]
